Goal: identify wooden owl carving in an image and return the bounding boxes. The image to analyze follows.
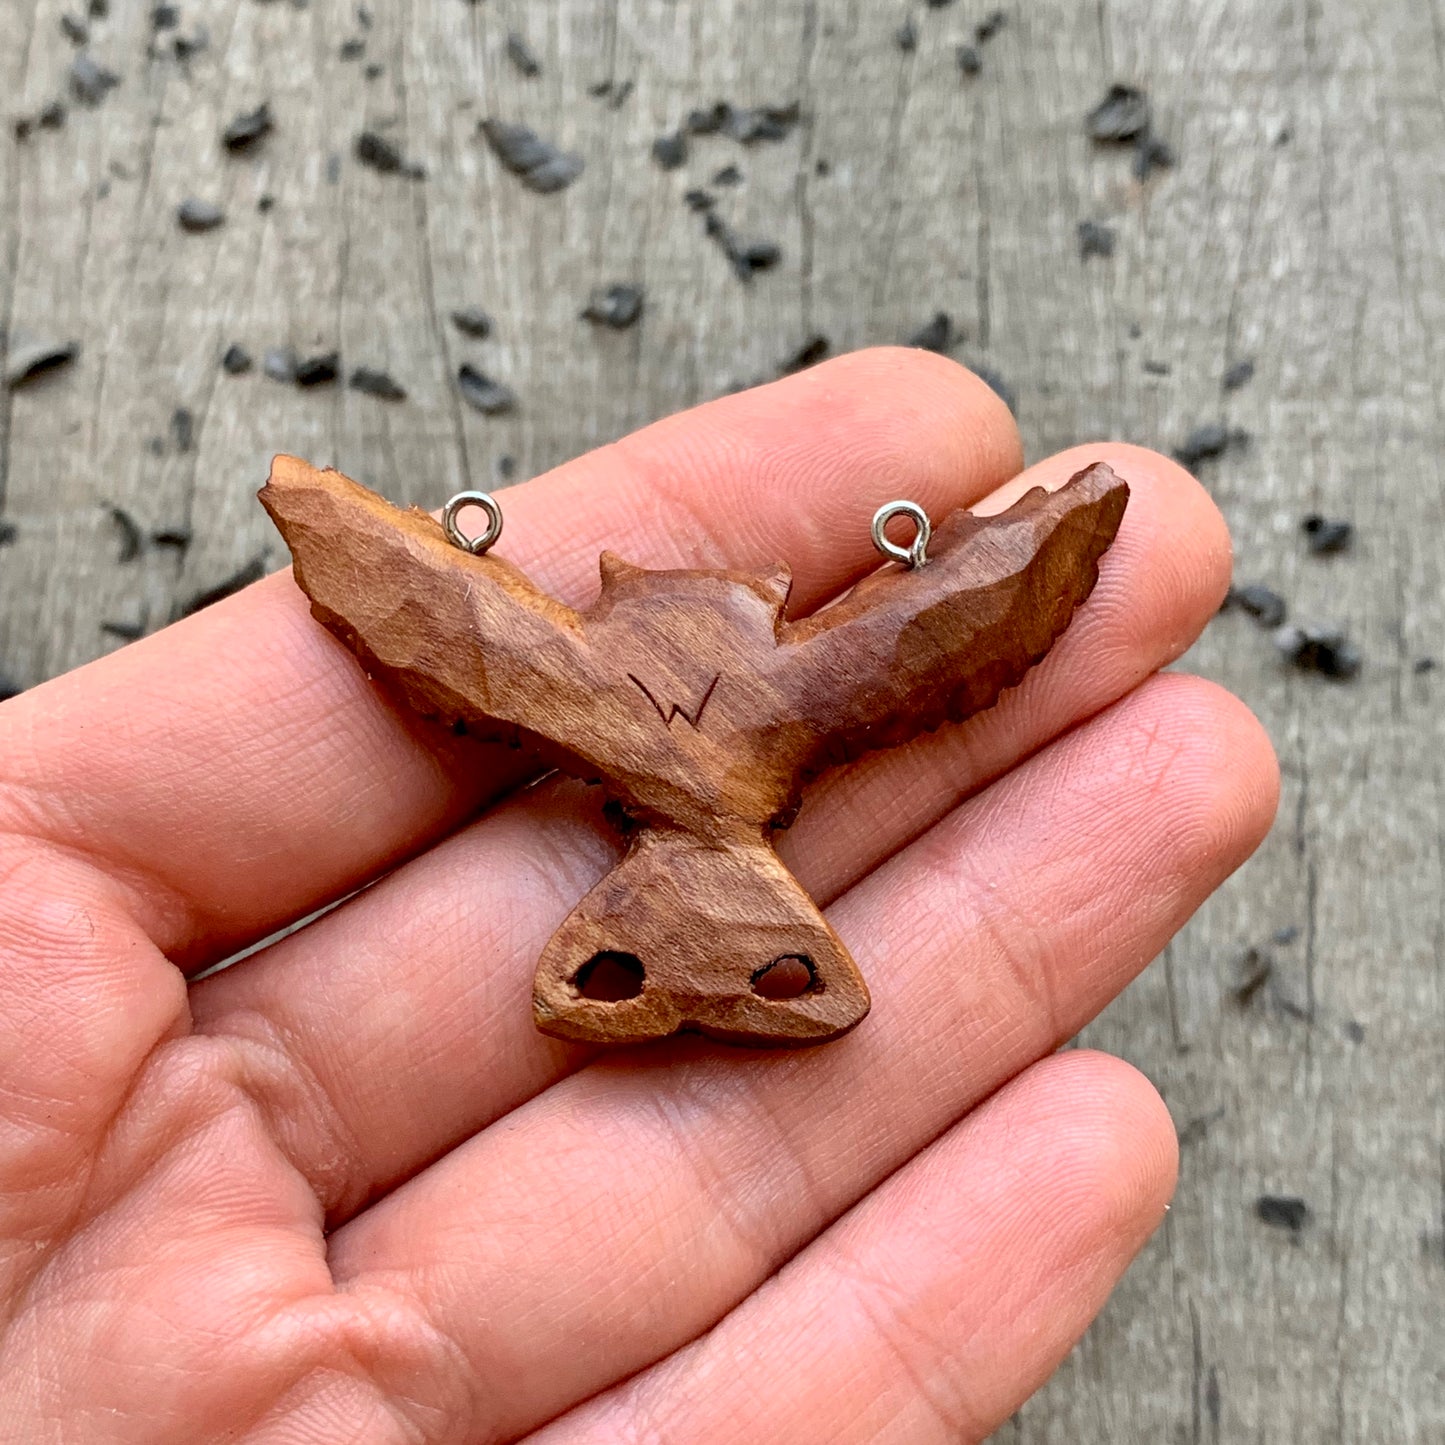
[261,455,1128,1048]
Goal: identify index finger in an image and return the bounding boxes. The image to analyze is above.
[0,349,1020,966]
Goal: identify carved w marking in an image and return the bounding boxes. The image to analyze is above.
[628,672,720,729]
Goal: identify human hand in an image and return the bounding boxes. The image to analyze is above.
[0,349,1277,1444]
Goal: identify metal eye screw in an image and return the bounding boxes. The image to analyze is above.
[443,491,504,555]
[871,500,931,569]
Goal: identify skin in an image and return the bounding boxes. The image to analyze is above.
[0,349,1279,1445]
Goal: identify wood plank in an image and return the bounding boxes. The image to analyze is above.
[1,0,1440,1438]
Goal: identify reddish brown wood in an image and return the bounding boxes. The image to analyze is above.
[261,455,1129,1047]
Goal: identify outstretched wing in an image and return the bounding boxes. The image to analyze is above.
[775,462,1129,776]
[260,455,600,754]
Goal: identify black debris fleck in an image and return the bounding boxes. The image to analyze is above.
[451,306,492,339]
[263,347,298,383]
[40,101,66,130]
[257,193,275,213]
[703,212,781,281]
[101,618,146,642]
[61,12,90,45]
[296,351,340,387]
[1343,1020,1366,1044]
[70,52,120,106]
[895,18,918,51]
[925,0,955,7]
[480,118,584,193]
[1233,946,1272,1006]
[497,454,517,481]
[152,3,178,28]
[1143,359,1171,376]
[349,366,407,401]
[652,131,688,170]
[581,284,645,330]
[1133,132,1176,180]
[457,364,516,415]
[781,334,831,374]
[713,163,742,186]
[180,555,267,617]
[177,197,225,233]
[957,45,981,75]
[356,5,372,28]
[221,343,253,375]
[1301,513,1353,556]
[1273,924,1301,946]
[815,157,832,176]
[505,32,541,77]
[1086,84,1151,142]
[1174,422,1249,468]
[5,339,80,389]
[223,102,273,152]
[1223,358,1256,391]
[364,62,383,80]
[355,129,403,173]
[13,118,33,143]
[976,9,1007,40]
[0,521,15,547]
[972,363,1016,414]
[684,187,715,211]
[151,526,192,550]
[685,101,800,145]
[108,505,143,563]
[1078,219,1116,259]
[1255,1195,1310,1235]
[339,37,365,60]
[589,78,634,109]
[89,0,108,14]
[171,406,194,451]
[1272,622,1362,681]
[1415,656,1438,675]
[1225,582,1288,629]
[906,311,955,353]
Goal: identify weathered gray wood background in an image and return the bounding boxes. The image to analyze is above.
[1,0,1440,1439]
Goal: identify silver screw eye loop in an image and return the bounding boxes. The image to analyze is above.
[870,500,931,569]
[443,491,504,555]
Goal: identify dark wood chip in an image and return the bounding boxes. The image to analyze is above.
[1173,422,1248,468]
[479,119,584,193]
[497,454,517,480]
[223,102,273,151]
[296,352,340,387]
[150,527,192,549]
[0,521,17,547]
[652,131,688,170]
[702,212,781,281]
[1226,582,1288,629]
[905,312,955,353]
[1343,1020,1365,1044]
[1133,132,1176,180]
[451,306,493,339]
[364,61,383,79]
[1272,622,1362,681]
[339,37,366,60]
[1255,1195,1310,1234]
[349,366,407,400]
[108,504,142,563]
[712,163,742,186]
[61,12,90,45]
[505,31,541,77]
[895,18,918,51]
[177,197,225,232]
[173,27,208,61]
[975,7,1007,40]
[152,2,178,27]
[1078,219,1116,258]
[222,343,253,374]
[171,406,194,451]
[1086,84,1151,142]
[685,101,800,145]
[70,52,120,106]
[457,363,517,415]
[684,187,715,211]
[180,555,268,617]
[1301,513,1353,555]
[40,101,68,130]
[781,334,830,374]
[957,44,982,75]
[1414,656,1438,675]
[1233,946,1272,1006]
[1223,358,1256,391]
[263,347,298,383]
[355,129,404,173]
[1143,359,1171,375]
[89,0,108,15]
[5,339,80,389]
[581,284,645,330]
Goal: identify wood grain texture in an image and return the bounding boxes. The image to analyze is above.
[262,455,1125,1044]
[1,0,1440,1436]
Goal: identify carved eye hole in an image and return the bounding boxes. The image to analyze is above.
[574,951,645,1002]
[752,955,817,1000]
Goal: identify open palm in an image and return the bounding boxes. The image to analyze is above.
[0,349,1276,1444]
